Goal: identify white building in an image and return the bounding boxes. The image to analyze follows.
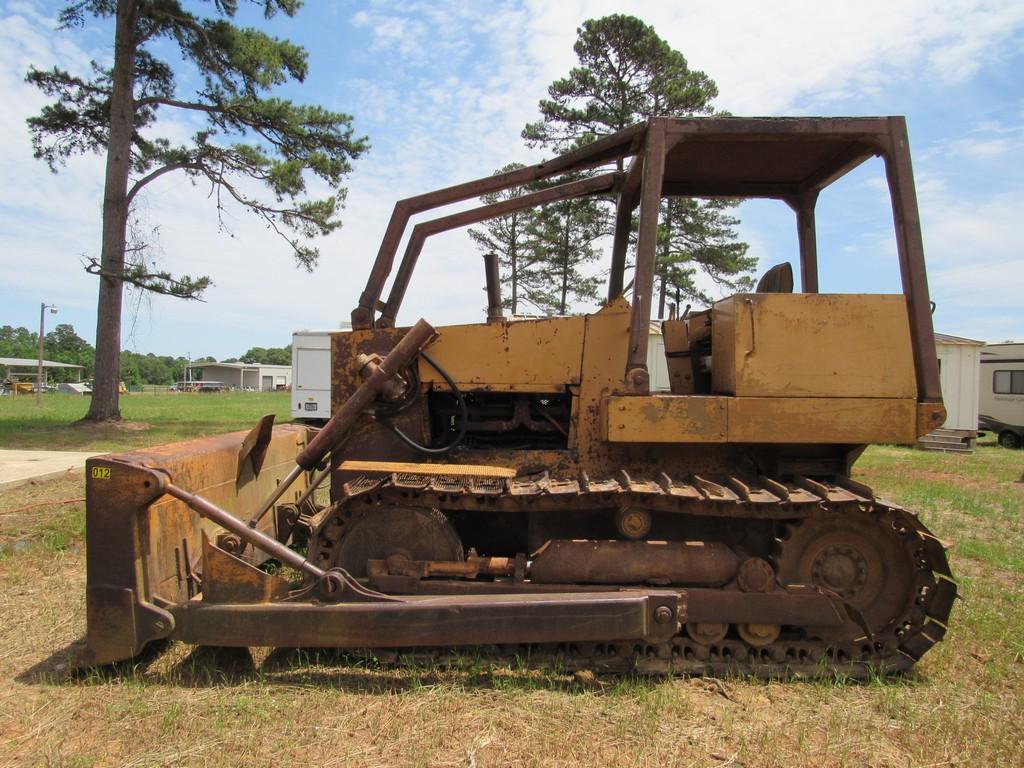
[935,333,984,432]
[917,333,984,451]
[186,362,291,391]
[1,357,84,386]
[648,322,672,392]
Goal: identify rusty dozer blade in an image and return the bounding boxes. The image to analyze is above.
[83,428,311,666]
[82,319,434,664]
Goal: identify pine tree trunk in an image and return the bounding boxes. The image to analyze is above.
[510,218,518,315]
[86,0,136,421]
[559,219,569,315]
[657,202,670,321]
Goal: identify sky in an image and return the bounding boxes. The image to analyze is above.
[0,0,1021,360]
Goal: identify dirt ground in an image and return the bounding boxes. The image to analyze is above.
[1,445,1022,767]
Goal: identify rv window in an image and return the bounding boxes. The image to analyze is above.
[993,370,1024,394]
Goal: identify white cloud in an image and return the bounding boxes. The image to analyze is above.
[520,0,1024,114]
[936,119,1024,160]
[954,137,1015,158]
[918,191,1023,340]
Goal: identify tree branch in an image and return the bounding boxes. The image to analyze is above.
[82,257,210,301]
[126,161,202,204]
[134,95,220,112]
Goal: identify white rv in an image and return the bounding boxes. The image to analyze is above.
[978,342,1024,449]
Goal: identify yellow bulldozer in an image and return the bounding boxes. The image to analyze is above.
[82,116,955,677]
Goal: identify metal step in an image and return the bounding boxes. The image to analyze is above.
[918,439,972,453]
[918,429,975,453]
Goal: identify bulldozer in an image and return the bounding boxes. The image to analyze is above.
[82,116,955,677]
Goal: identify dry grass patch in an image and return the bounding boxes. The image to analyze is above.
[1,447,1023,766]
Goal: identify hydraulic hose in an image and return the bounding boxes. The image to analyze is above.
[376,351,468,455]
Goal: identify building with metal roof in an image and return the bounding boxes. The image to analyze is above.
[185,362,291,391]
[1,357,84,388]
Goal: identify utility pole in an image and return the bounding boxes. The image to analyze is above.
[37,302,58,407]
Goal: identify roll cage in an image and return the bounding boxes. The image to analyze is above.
[351,116,940,403]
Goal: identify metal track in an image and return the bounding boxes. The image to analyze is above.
[307,470,956,678]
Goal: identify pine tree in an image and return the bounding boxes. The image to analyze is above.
[523,14,716,156]
[26,1,368,420]
[655,199,757,315]
[522,14,751,309]
[523,179,607,315]
[467,164,538,315]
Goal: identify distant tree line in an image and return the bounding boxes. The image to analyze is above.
[223,346,292,366]
[0,323,290,386]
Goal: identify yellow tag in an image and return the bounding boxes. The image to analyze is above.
[91,466,111,480]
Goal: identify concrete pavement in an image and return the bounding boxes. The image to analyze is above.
[0,449,104,491]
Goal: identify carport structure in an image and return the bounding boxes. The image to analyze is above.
[0,357,84,391]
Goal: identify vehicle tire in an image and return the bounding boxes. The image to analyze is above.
[998,430,1022,450]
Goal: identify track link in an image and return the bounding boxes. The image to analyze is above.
[307,470,956,678]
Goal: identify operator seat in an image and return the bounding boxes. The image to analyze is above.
[755,262,794,293]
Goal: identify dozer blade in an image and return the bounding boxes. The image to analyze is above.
[82,425,313,666]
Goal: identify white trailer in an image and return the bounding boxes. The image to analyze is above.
[979,342,1024,449]
[916,333,984,452]
[291,330,335,422]
[935,333,983,433]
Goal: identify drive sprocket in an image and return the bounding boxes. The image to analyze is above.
[775,508,921,643]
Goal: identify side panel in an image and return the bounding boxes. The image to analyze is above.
[727,397,918,444]
[712,294,917,399]
[604,395,728,442]
[604,394,918,445]
[416,316,586,392]
[661,317,693,394]
[936,342,982,431]
[575,298,634,466]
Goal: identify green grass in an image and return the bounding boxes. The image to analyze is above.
[0,475,88,561]
[0,391,294,451]
[34,504,86,554]
[856,443,1024,575]
[956,538,1024,573]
